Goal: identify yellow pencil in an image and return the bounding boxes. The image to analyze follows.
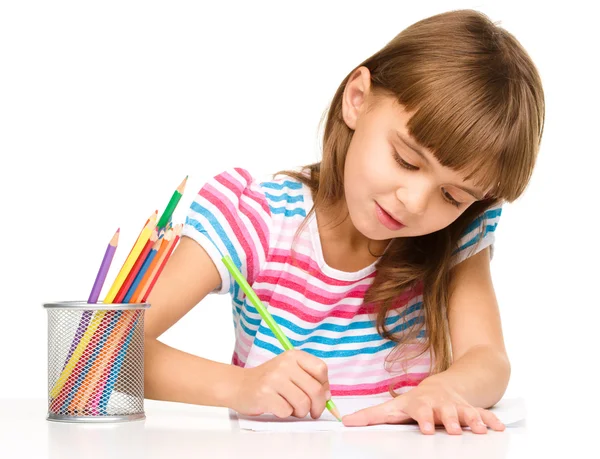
[103,213,157,304]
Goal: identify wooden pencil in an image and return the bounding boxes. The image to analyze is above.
[142,224,182,302]
[130,231,171,303]
[156,176,187,230]
[104,213,157,304]
[114,228,158,303]
[135,228,174,302]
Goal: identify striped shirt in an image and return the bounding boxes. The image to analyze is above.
[182,168,501,398]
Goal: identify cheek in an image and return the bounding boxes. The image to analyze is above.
[422,206,463,232]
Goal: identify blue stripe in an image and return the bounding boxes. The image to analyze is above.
[463,208,502,235]
[258,315,424,346]
[454,224,498,254]
[255,337,398,358]
[269,206,306,217]
[261,180,302,190]
[186,207,245,315]
[260,302,423,337]
[265,192,304,203]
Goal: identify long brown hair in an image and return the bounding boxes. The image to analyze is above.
[280,9,545,392]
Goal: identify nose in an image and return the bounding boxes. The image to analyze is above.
[395,183,431,216]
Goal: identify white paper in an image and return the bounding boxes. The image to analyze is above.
[236,396,526,432]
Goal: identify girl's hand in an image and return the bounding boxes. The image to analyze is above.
[341,379,506,435]
[231,349,331,419]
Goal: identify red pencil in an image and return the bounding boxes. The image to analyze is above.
[141,225,182,302]
[114,229,158,303]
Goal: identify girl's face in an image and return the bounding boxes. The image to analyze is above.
[342,68,487,241]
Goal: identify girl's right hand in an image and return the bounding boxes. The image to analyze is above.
[231,349,331,419]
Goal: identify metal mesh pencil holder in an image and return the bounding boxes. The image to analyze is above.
[43,301,150,423]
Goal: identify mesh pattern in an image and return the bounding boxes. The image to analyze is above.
[47,307,145,419]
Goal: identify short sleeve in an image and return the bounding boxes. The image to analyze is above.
[450,204,502,268]
[182,168,272,294]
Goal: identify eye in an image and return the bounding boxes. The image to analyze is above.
[442,188,461,208]
[393,152,419,171]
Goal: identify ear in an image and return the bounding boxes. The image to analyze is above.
[342,66,372,130]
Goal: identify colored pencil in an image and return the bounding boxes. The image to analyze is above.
[104,213,157,304]
[63,310,120,413]
[130,232,170,303]
[49,310,106,398]
[51,215,154,400]
[98,310,142,414]
[141,224,182,302]
[88,228,120,303]
[123,237,161,303]
[156,176,187,230]
[73,309,135,413]
[114,229,158,303]
[221,255,342,422]
[58,229,120,377]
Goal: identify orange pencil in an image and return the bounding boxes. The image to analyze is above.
[142,224,182,302]
[68,310,129,413]
[130,230,172,303]
[114,228,158,303]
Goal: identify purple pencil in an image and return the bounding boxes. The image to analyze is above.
[88,228,120,303]
[56,229,120,378]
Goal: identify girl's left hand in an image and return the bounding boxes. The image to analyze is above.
[341,379,506,435]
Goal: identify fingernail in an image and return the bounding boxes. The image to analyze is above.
[452,422,461,430]
[424,422,434,432]
[325,391,332,400]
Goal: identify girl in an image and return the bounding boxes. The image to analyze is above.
[144,9,545,435]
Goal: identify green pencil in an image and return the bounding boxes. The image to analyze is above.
[157,176,188,230]
[221,255,342,422]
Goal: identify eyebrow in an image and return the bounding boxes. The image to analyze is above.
[395,130,485,200]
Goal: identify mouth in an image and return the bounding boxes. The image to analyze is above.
[375,202,405,231]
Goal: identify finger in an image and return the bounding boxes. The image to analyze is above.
[342,399,411,427]
[458,405,488,434]
[477,408,506,431]
[267,395,294,419]
[295,351,329,385]
[406,404,436,435]
[290,366,328,419]
[277,379,312,418]
[437,404,462,435]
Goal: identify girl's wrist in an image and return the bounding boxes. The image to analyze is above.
[215,363,246,408]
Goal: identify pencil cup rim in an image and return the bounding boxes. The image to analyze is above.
[42,301,150,310]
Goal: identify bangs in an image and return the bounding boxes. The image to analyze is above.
[398,76,540,202]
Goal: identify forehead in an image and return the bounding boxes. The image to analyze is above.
[374,96,490,195]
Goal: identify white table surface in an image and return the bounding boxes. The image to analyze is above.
[0,398,594,459]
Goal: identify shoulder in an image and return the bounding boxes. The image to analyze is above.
[451,203,503,267]
[257,169,311,219]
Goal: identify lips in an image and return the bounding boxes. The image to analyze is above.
[375,202,405,231]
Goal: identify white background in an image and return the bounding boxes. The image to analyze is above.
[1,0,598,430]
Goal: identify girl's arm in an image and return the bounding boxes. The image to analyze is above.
[144,236,332,418]
[144,236,243,407]
[342,246,509,433]
[426,245,511,408]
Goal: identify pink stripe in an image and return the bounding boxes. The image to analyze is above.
[331,373,428,396]
[267,249,377,285]
[259,269,372,297]
[255,288,377,322]
[330,358,431,380]
[257,274,369,305]
[201,184,258,283]
[218,171,270,255]
[235,327,255,352]
[234,168,271,214]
